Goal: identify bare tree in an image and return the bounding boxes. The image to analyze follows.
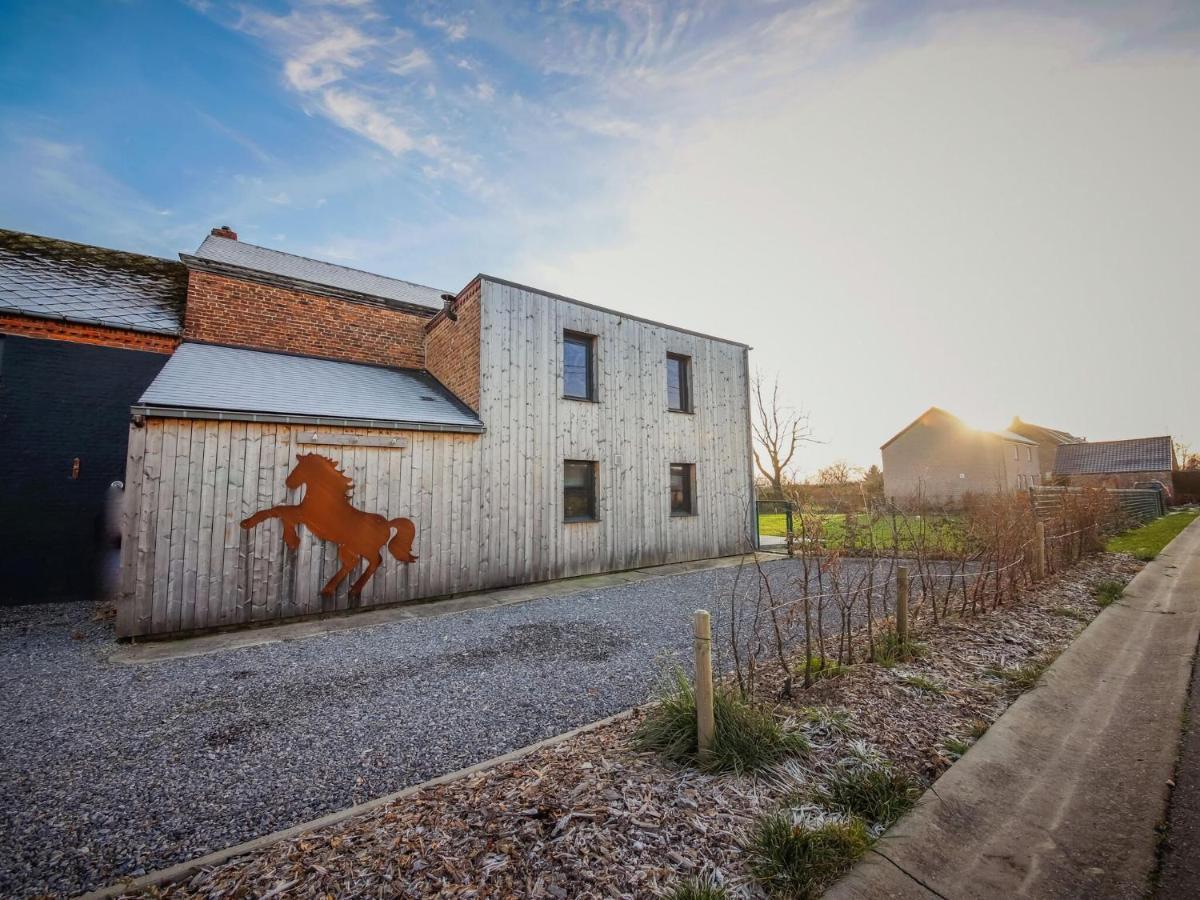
[752,374,815,498]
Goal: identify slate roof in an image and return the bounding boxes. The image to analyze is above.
[1009,418,1085,446]
[0,228,186,334]
[185,235,446,312]
[136,343,483,433]
[1054,437,1175,475]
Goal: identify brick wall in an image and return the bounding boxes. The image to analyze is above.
[425,278,481,411]
[0,313,177,354]
[183,270,431,370]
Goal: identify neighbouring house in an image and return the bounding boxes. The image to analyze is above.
[92,226,753,638]
[880,407,1041,503]
[0,229,184,604]
[1053,436,1178,500]
[1007,416,1085,483]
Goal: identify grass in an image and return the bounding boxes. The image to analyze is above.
[796,706,856,737]
[944,737,971,758]
[757,512,964,553]
[969,719,989,739]
[1050,606,1092,623]
[664,878,728,900]
[796,657,847,681]
[873,630,927,667]
[900,674,945,695]
[812,748,923,827]
[1106,508,1200,561]
[634,668,809,774]
[986,654,1053,693]
[745,814,871,899]
[1094,579,1125,608]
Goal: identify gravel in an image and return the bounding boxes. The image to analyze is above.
[0,557,879,897]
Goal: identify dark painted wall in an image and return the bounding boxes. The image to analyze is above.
[0,335,169,604]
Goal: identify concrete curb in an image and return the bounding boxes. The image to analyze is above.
[80,708,638,899]
[826,517,1200,900]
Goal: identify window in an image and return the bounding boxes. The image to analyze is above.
[1012,445,1019,460]
[666,353,691,412]
[563,331,595,400]
[1026,447,1033,461]
[670,463,695,515]
[564,460,597,521]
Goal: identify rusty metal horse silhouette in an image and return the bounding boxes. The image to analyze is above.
[241,453,417,599]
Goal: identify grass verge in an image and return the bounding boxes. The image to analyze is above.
[634,668,809,774]
[1094,579,1124,607]
[813,747,923,827]
[1106,508,1199,561]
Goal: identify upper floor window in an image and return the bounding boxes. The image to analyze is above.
[564,460,597,522]
[1012,445,1019,460]
[563,331,595,401]
[670,463,695,515]
[1026,447,1033,461]
[666,352,691,412]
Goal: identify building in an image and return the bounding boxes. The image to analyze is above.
[880,407,1041,503]
[111,227,753,637]
[1053,437,1177,499]
[0,229,184,604]
[1007,417,1085,482]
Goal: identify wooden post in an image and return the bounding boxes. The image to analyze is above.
[693,609,715,759]
[896,566,909,650]
[1034,521,1047,581]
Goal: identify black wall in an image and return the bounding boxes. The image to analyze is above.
[0,335,169,604]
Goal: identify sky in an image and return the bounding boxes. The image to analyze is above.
[2,0,1198,477]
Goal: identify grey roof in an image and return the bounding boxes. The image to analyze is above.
[186,235,446,311]
[1009,418,1085,446]
[136,343,483,432]
[991,429,1038,445]
[1054,436,1175,475]
[0,228,185,334]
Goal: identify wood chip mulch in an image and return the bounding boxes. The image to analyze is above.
[132,553,1143,900]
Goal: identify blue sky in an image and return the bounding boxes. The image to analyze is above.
[3,1,1199,472]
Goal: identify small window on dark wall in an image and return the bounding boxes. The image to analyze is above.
[563,331,596,400]
[564,460,597,522]
[666,353,691,412]
[670,463,695,515]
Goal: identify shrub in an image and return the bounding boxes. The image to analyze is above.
[664,878,728,900]
[746,814,871,899]
[634,668,809,774]
[1094,579,1124,607]
[813,745,922,827]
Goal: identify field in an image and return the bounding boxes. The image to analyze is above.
[757,511,963,552]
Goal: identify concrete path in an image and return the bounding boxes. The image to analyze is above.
[826,517,1200,900]
[1156,600,1200,898]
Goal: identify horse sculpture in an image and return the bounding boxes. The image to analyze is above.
[241,452,417,599]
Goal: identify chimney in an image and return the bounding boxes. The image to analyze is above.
[210,225,238,240]
[440,293,458,321]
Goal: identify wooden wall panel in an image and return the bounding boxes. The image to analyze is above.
[119,278,751,637]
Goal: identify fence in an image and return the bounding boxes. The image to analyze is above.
[1030,485,1164,523]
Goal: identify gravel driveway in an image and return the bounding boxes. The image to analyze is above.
[0,557,882,897]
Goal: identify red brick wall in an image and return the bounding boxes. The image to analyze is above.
[183,270,431,370]
[0,313,177,354]
[425,278,481,411]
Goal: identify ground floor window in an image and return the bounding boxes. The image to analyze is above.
[670,463,695,515]
[564,460,597,521]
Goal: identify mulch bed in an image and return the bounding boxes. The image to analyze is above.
[131,552,1143,900]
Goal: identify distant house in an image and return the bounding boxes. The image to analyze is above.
[881,407,1041,503]
[1053,437,1177,499]
[1007,417,1085,482]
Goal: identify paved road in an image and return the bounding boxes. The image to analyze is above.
[0,555,880,898]
[827,517,1200,900]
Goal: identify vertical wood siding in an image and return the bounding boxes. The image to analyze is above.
[119,279,752,637]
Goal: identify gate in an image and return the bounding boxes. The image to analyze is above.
[755,499,794,552]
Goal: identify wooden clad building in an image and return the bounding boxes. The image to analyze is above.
[117,230,753,637]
